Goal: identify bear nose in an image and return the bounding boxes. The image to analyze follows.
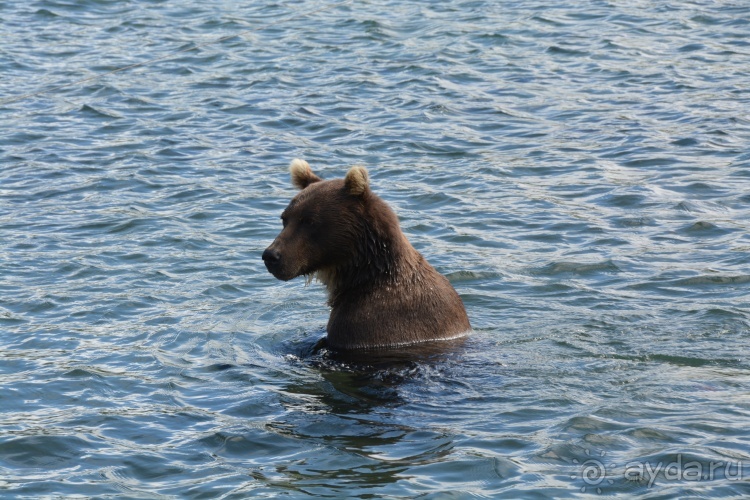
[262,247,281,264]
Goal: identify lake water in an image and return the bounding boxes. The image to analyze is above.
[2,0,750,497]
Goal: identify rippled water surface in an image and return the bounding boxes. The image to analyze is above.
[2,0,750,497]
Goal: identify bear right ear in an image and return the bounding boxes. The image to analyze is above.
[344,166,369,197]
[290,159,322,190]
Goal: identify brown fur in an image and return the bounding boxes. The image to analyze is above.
[262,159,471,350]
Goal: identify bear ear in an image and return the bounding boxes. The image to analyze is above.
[344,166,369,197]
[290,159,322,190]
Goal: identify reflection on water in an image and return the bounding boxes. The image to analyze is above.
[263,338,481,495]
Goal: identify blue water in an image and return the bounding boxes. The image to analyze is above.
[2,0,750,497]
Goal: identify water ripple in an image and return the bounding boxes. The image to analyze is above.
[1,0,750,497]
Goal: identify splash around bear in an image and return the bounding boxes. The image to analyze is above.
[262,159,471,351]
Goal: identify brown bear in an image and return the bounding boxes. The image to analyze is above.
[262,159,471,350]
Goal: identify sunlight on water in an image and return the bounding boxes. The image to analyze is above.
[1,0,749,497]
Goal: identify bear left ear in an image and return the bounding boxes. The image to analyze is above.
[290,159,322,190]
[344,166,369,197]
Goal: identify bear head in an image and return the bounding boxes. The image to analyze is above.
[262,159,372,283]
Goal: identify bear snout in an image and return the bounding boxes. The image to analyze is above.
[262,247,281,264]
[262,247,282,275]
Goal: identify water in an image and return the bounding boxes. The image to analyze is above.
[1,0,750,497]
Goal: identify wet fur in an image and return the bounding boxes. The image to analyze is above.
[263,160,471,350]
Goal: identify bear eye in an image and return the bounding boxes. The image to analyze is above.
[281,216,288,228]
